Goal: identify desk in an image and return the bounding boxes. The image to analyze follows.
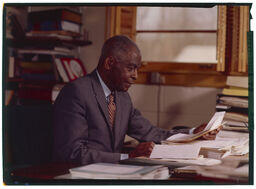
[5,158,249,185]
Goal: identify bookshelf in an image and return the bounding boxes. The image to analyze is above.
[3,5,92,170]
[4,6,92,105]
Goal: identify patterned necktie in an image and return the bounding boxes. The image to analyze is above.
[108,93,116,129]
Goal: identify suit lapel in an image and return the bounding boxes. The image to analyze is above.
[113,91,123,150]
[90,70,112,128]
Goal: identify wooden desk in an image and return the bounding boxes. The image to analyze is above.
[4,160,250,185]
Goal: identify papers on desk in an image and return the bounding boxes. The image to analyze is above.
[150,144,201,159]
[165,112,225,143]
[161,132,249,159]
[176,164,249,180]
[69,163,169,179]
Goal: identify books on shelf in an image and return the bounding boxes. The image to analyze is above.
[29,20,81,34]
[26,30,81,40]
[69,163,169,179]
[28,8,82,25]
[17,83,54,101]
[17,49,71,56]
[217,95,248,108]
[226,76,248,88]
[222,87,248,97]
[28,9,82,34]
[216,93,248,132]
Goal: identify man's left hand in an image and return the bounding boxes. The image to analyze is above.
[193,123,222,140]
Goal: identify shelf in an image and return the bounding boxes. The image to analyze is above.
[6,36,92,49]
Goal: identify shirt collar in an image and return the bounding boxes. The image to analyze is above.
[96,70,111,99]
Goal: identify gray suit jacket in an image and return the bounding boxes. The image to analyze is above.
[53,70,188,165]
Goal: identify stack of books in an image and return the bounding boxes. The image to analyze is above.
[27,8,82,40]
[69,163,169,180]
[15,52,58,81]
[216,76,248,132]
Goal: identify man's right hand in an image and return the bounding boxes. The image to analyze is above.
[128,142,155,158]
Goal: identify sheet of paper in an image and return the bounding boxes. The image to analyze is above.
[150,144,200,159]
[166,133,192,142]
[76,164,142,174]
[159,157,221,166]
[204,111,225,131]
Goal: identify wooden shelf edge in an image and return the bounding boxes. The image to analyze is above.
[135,72,227,88]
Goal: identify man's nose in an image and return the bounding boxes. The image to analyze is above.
[132,69,138,80]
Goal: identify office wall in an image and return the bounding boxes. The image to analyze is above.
[129,85,222,129]
[80,7,106,73]
[80,7,222,130]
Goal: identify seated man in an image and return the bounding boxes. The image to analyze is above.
[53,35,220,165]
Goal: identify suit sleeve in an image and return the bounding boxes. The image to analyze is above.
[127,104,189,144]
[53,83,120,165]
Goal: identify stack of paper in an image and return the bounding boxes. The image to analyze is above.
[69,163,169,179]
[174,164,249,180]
[148,144,221,166]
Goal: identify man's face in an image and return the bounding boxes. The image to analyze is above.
[110,52,141,92]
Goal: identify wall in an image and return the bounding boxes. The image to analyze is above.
[129,84,222,130]
[80,7,106,73]
[80,7,222,131]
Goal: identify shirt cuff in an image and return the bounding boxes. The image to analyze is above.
[189,127,195,134]
[120,153,129,160]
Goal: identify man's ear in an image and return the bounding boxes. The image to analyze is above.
[104,56,115,70]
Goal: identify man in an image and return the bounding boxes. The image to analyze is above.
[53,35,220,165]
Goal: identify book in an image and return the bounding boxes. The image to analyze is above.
[8,56,15,78]
[216,104,248,114]
[69,163,169,179]
[18,85,53,101]
[17,49,69,56]
[29,20,81,34]
[5,90,15,106]
[226,76,248,88]
[224,112,248,123]
[222,87,248,97]
[217,95,248,108]
[54,57,86,82]
[26,30,81,40]
[18,61,53,71]
[164,112,225,143]
[28,8,82,25]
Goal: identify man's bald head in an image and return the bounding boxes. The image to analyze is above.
[98,35,141,67]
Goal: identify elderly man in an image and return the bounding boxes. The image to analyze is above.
[53,35,220,165]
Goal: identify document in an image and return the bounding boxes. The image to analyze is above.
[165,111,226,143]
[69,163,169,179]
[150,144,201,159]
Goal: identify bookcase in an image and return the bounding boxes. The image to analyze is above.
[3,5,92,169]
[5,6,92,106]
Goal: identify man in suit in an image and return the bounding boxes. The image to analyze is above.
[53,35,220,166]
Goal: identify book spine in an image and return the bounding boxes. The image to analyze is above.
[28,9,82,25]
[18,88,52,101]
[29,20,80,33]
[20,73,56,81]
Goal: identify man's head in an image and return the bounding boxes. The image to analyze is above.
[97,35,141,92]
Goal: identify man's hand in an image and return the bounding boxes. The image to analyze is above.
[193,123,222,140]
[128,142,155,158]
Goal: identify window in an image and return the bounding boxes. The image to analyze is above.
[136,7,218,63]
[106,5,250,87]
